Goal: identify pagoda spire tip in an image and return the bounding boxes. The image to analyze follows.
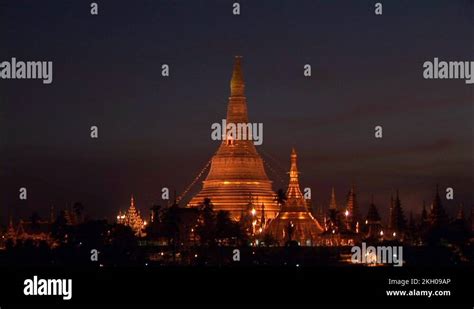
[230,56,245,96]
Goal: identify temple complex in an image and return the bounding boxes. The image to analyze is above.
[265,148,323,246]
[1,216,55,248]
[117,196,147,237]
[188,57,279,220]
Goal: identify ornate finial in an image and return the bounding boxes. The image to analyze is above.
[290,148,298,174]
[290,148,298,167]
[230,56,245,96]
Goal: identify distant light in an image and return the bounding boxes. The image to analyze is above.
[251,208,256,216]
[365,220,368,224]
[380,230,384,236]
[194,254,198,258]
[296,264,300,267]
[345,210,349,217]
[392,232,396,237]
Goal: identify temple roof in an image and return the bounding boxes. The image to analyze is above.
[366,202,381,222]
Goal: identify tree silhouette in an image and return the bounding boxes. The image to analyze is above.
[215,210,247,246]
[196,198,217,246]
[161,204,181,245]
[275,189,287,205]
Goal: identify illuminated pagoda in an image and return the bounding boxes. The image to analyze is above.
[344,184,361,233]
[188,56,279,220]
[117,196,147,237]
[3,216,55,247]
[325,187,342,232]
[265,148,323,246]
[364,197,383,239]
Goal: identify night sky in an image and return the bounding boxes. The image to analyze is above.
[1,0,473,224]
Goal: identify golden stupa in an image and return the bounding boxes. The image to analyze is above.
[266,148,323,245]
[187,56,279,220]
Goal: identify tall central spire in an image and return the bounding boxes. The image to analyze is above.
[188,56,279,220]
[226,56,249,125]
[230,56,245,97]
[218,56,256,155]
